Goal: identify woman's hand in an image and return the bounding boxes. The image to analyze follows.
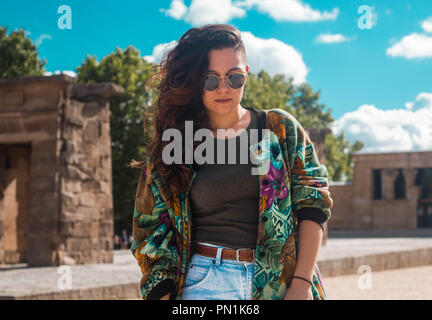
[160,293,171,300]
[283,278,313,300]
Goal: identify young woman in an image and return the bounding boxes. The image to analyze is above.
[131,24,333,300]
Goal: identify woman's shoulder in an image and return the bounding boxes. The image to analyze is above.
[263,108,302,131]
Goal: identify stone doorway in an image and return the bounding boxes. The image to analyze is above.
[416,168,432,228]
[0,75,124,266]
[417,200,432,228]
[0,144,31,264]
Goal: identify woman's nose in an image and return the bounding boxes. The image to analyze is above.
[217,76,229,91]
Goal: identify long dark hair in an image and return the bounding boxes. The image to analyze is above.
[131,24,246,200]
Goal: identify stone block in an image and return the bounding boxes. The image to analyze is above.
[82,120,101,143]
[81,101,103,118]
[61,180,82,194]
[90,221,99,238]
[100,207,113,220]
[3,90,24,106]
[65,165,91,180]
[82,180,101,192]
[99,237,112,251]
[66,238,92,252]
[0,118,22,134]
[23,116,59,136]
[71,83,124,101]
[100,155,111,169]
[64,100,84,127]
[95,193,113,207]
[80,192,96,207]
[99,221,113,237]
[62,192,80,208]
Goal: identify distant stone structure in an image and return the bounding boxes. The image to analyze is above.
[328,151,432,230]
[0,75,124,267]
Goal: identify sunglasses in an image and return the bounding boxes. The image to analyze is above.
[203,73,247,91]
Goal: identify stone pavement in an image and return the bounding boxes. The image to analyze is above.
[0,250,142,300]
[318,229,432,277]
[324,265,432,299]
[1,229,431,299]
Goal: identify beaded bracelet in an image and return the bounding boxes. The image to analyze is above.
[291,275,313,287]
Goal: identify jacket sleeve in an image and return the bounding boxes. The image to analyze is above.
[276,109,333,229]
[130,160,179,300]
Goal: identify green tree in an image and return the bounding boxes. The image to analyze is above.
[243,69,363,181]
[77,46,155,235]
[0,26,46,78]
[242,70,295,112]
[242,70,334,128]
[324,132,364,182]
[290,83,334,129]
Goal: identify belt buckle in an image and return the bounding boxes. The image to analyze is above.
[236,248,253,263]
[235,248,242,263]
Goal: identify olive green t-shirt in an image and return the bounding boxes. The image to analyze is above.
[189,109,259,249]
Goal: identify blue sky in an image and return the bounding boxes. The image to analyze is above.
[1,0,431,152]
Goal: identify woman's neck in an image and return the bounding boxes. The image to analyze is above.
[208,105,249,130]
[208,105,251,139]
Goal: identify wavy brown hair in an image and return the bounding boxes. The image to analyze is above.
[131,24,247,200]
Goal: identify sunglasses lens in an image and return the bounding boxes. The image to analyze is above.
[228,73,246,89]
[204,75,219,91]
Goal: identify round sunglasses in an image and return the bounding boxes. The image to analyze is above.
[203,73,247,91]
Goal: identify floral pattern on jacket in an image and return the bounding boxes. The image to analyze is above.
[131,108,333,300]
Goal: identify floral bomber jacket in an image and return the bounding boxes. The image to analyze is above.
[131,108,333,300]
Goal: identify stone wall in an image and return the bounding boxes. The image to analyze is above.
[328,151,432,230]
[327,183,353,229]
[0,75,123,266]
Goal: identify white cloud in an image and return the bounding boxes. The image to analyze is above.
[160,0,187,20]
[406,92,432,111]
[333,93,432,153]
[161,0,246,26]
[241,31,308,85]
[421,17,432,33]
[44,70,77,78]
[145,31,308,85]
[34,34,52,47]
[316,33,351,44]
[405,102,414,110]
[161,0,338,25]
[237,0,339,22]
[144,40,177,63]
[386,33,432,59]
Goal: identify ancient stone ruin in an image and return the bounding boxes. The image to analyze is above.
[0,75,124,267]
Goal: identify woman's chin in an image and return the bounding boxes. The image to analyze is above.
[207,103,236,115]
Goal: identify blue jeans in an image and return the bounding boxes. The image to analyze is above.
[181,243,255,300]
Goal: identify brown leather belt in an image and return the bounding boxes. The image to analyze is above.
[192,243,255,262]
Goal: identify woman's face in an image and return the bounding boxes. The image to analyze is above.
[202,47,249,118]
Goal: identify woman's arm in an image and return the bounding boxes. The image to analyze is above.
[270,108,333,300]
[131,161,179,300]
[284,220,322,300]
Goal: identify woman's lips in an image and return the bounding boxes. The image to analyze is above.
[215,99,232,103]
